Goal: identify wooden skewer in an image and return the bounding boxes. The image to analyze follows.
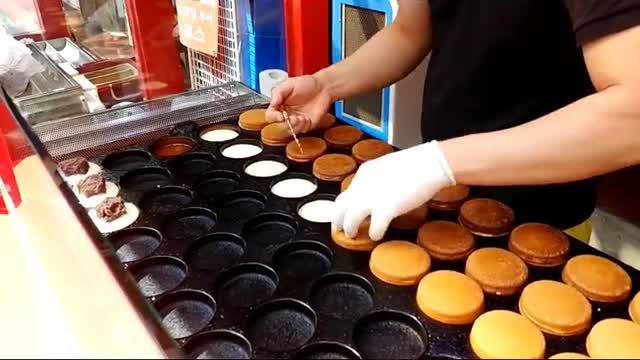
[282,108,304,154]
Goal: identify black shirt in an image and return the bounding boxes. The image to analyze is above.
[423,0,640,229]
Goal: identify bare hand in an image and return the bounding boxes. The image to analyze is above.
[265,75,333,134]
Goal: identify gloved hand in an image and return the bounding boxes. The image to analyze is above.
[265,75,333,134]
[0,28,43,97]
[332,140,456,241]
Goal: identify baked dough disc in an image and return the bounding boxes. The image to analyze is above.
[548,352,590,359]
[298,199,335,223]
[76,182,120,208]
[88,202,140,234]
[222,144,263,159]
[271,178,317,199]
[416,270,484,325]
[586,318,640,359]
[62,162,101,185]
[200,128,239,142]
[630,291,640,324]
[245,160,288,178]
[470,310,546,360]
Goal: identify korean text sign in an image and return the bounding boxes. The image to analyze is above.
[176,0,218,57]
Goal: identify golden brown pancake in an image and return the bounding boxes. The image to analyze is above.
[416,270,484,325]
[586,318,640,359]
[351,139,394,163]
[390,205,429,231]
[428,184,470,211]
[459,198,515,236]
[518,280,591,336]
[561,254,632,303]
[630,291,640,325]
[340,173,355,193]
[509,223,570,267]
[465,247,528,296]
[323,125,363,149]
[470,310,545,359]
[312,154,357,182]
[331,219,378,251]
[417,221,475,261]
[261,122,294,146]
[238,108,269,131]
[369,240,431,286]
[548,352,590,359]
[286,137,327,163]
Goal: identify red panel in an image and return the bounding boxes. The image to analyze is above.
[125,0,185,100]
[0,103,23,214]
[34,0,70,40]
[284,0,330,76]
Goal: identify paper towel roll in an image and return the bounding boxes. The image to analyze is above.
[259,69,288,98]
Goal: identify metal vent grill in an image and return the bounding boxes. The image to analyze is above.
[33,82,268,160]
[188,0,241,89]
[343,5,386,128]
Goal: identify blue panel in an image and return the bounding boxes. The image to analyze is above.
[238,0,287,91]
[331,0,391,142]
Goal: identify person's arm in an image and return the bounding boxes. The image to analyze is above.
[440,24,640,186]
[317,0,432,102]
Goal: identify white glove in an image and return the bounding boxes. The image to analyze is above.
[0,29,44,97]
[332,140,456,241]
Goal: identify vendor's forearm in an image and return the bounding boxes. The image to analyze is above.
[315,1,432,102]
[441,85,640,186]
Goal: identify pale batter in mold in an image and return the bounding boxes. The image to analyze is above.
[298,199,335,223]
[200,129,239,142]
[222,144,263,159]
[271,178,317,199]
[245,160,288,178]
[75,182,120,208]
[88,202,140,234]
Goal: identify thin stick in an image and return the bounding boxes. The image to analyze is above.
[282,108,304,154]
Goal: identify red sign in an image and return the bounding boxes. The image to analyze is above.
[176,0,219,57]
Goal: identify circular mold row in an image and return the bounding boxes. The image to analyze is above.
[120,167,173,193]
[139,186,193,215]
[185,232,246,272]
[168,152,216,179]
[128,256,188,297]
[161,207,217,241]
[102,149,152,172]
[214,263,279,309]
[242,213,297,247]
[273,241,333,283]
[353,310,428,360]
[293,341,362,359]
[216,190,267,225]
[309,272,374,320]
[183,329,251,359]
[247,298,317,352]
[196,170,241,202]
[108,227,162,263]
[154,289,216,340]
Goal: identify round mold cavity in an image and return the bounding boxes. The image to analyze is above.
[215,263,279,308]
[247,298,317,352]
[243,155,289,178]
[270,173,318,199]
[150,136,195,160]
[273,241,333,282]
[128,256,188,297]
[108,227,162,263]
[196,170,241,202]
[120,167,173,193]
[154,289,216,340]
[293,341,362,360]
[310,272,374,320]
[168,152,216,178]
[297,194,337,224]
[353,311,428,360]
[199,124,241,143]
[102,149,151,172]
[185,233,246,272]
[242,212,297,246]
[220,139,264,159]
[139,186,193,215]
[217,190,267,225]
[162,207,217,241]
[184,329,252,359]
